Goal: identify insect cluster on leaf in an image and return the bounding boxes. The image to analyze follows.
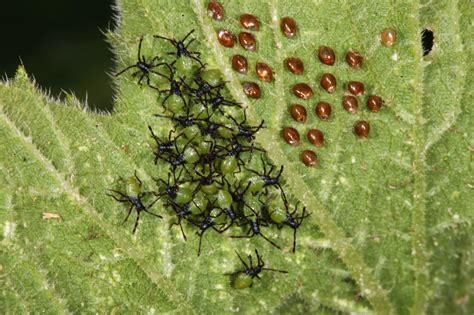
[108,29,309,287]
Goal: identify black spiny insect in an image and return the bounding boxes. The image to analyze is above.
[248,156,289,206]
[115,36,168,90]
[148,126,182,164]
[154,29,203,65]
[226,249,287,289]
[268,202,311,253]
[231,206,281,250]
[184,67,226,104]
[284,204,310,253]
[165,199,194,241]
[227,110,264,142]
[107,172,162,233]
[155,63,190,109]
[190,210,227,256]
[205,91,241,115]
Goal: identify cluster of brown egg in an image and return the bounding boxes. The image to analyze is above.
[284,46,385,166]
[208,1,392,167]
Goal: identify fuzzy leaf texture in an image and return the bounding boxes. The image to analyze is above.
[1,0,473,314]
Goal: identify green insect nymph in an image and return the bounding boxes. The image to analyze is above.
[227,249,287,289]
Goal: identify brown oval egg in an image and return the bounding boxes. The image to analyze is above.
[290,104,307,123]
[320,73,337,93]
[239,32,256,51]
[217,29,234,47]
[285,57,304,74]
[367,95,383,112]
[240,13,260,31]
[318,46,336,65]
[280,17,297,38]
[381,27,397,47]
[232,55,248,74]
[315,101,332,120]
[354,120,370,138]
[307,129,324,147]
[342,95,358,113]
[346,51,363,68]
[292,83,313,99]
[256,63,273,82]
[243,82,261,99]
[207,1,224,21]
[301,150,318,167]
[347,81,365,96]
[282,127,300,145]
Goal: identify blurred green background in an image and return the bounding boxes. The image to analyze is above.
[1,1,115,111]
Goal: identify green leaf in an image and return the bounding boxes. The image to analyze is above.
[1,0,472,314]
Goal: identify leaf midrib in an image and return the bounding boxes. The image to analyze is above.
[409,2,430,312]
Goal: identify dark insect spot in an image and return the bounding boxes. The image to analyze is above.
[421,29,434,56]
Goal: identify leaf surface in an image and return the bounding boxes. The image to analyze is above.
[1,0,472,314]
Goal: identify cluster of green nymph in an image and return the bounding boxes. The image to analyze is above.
[108,30,309,287]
